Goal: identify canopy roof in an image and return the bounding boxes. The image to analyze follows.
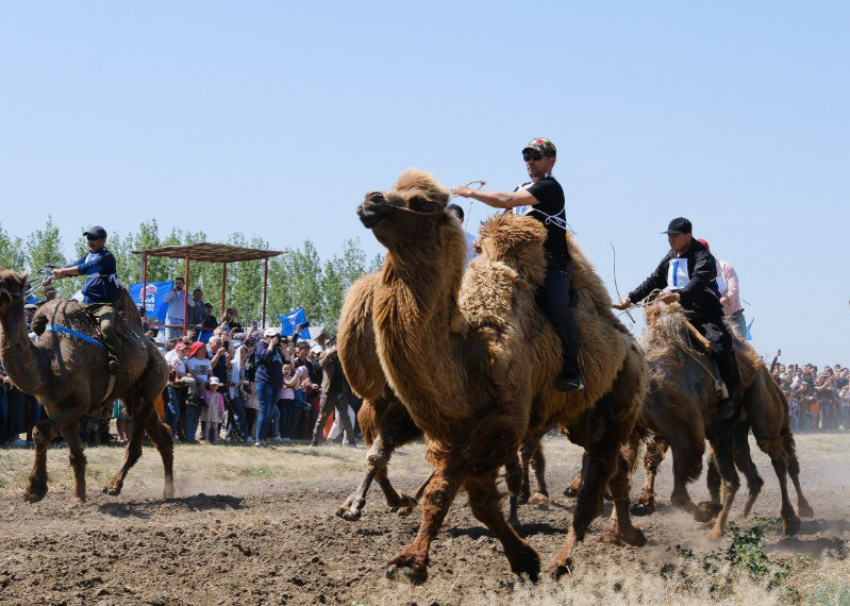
[132,242,285,263]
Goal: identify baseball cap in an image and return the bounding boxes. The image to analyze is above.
[521,137,557,157]
[83,226,107,239]
[209,377,221,386]
[263,327,280,338]
[311,345,323,354]
[662,217,693,235]
[24,303,37,311]
[188,342,206,357]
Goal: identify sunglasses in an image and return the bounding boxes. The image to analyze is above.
[522,152,543,162]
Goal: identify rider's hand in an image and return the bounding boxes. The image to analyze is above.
[451,185,473,198]
[50,268,65,280]
[720,296,732,306]
[612,298,632,310]
[472,236,483,253]
[658,292,681,305]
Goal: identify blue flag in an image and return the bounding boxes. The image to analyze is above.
[275,307,311,339]
[128,281,175,323]
[746,317,755,341]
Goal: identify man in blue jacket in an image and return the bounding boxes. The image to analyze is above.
[614,217,740,419]
[50,226,122,374]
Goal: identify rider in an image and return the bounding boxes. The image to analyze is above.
[452,137,582,391]
[50,226,122,374]
[613,217,740,419]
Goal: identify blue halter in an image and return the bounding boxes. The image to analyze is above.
[43,324,105,349]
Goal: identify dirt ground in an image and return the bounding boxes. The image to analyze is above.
[1,433,848,606]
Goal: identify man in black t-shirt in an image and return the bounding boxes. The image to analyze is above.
[452,137,583,391]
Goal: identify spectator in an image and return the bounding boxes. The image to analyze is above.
[163,277,194,339]
[208,335,232,441]
[164,342,189,442]
[228,341,252,442]
[221,308,243,334]
[24,304,37,331]
[279,363,299,440]
[184,341,211,443]
[253,328,285,448]
[311,340,356,447]
[188,288,206,327]
[202,378,226,444]
[198,303,218,344]
[112,399,133,443]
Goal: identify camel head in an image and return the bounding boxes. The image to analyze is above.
[0,269,29,314]
[358,169,453,251]
[477,213,548,286]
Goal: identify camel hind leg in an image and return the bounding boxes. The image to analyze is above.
[783,429,813,518]
[632,436,666,516]
[601,440,648,548]
[704,434,740,540]
[563,452,586,498]
[103,396,153,497]
[143,404,175,499]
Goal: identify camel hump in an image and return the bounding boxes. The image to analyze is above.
[116,287,142,326]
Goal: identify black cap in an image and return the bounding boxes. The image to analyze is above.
[662,217,692,235]
[83,226,107,239]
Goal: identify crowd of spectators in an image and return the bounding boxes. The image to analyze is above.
[0,283,361,448]
[770,353,850,433]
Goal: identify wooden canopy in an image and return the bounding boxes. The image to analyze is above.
[132,242,284,263]
[131,242,285,331]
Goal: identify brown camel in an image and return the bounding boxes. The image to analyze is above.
[335,272,424,521]
[0,270,173,503]
[624,303,812,538]
[354,169,648,584]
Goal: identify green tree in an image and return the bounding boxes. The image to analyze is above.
[26,215,76,297]
[287,240,324,323]
[320,257,346,331]
[0,222,24,271]
[368,253,384,273]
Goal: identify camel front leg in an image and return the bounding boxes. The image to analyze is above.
[601,448,647,547]
[467,470,540,581]
[758,436,801,536]
[60,424,88,503]
[24,419,57,503]
[783,432,814,519]
[528,444,551,506]
[386,461,462,585]
[731,422,763,519]
[704,436,740,540]
[632,437,666,516]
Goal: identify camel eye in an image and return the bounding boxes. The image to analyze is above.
[409,195,428,210]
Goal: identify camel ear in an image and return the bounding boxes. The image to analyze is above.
[18,272,29,285]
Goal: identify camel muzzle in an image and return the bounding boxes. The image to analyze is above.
[358,197,389,228]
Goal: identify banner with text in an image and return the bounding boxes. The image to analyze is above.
[128,281,174,323]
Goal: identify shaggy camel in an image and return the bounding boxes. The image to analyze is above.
[628,303,813,537]
[354,169,648,583]
[561,304,813,539]
[335,272,424,521]
[0,270,172,502]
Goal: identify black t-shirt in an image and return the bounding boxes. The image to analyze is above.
[514,176,570,261]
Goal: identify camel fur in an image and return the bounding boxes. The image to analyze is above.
[353,169,648,583]
[0,270,173,503]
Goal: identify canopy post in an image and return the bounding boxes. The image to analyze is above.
[221,262,227,319]
[140,253,148,310]
[262,258,269,329]
[183,254,190,336]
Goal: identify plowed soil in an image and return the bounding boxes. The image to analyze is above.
[0,434,848,605]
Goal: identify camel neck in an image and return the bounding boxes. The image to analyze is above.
[0,303,47,396]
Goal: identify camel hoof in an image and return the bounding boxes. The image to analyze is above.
[699,518,718,531]
[631,502,655,517]
[102,486,121,497]
[396,493,418,510]
[511,545,541,583]
[528,493,551,508]
[783,515,802,537]
[545,558,573,580]
[23,490,47,504]
[335,507,361,522]
[799,504,815,519]
[396,506,415,518]
[705,527,724,541]
[698,501,722,516]
[563,486,579,498]
[692,507,714,523]
[386,564,427,586]
[517,492,531,506]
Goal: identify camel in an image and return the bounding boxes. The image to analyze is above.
[335,272,424,521]
[0,270,173,503]
[353,169,648,584]
[626,303,813,538]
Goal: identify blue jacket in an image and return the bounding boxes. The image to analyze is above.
[253,340,284,389]
[73,247,119,304]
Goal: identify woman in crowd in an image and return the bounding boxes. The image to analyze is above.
[253,328,285,448]
[184,341,212,444]
[202,377,226,443]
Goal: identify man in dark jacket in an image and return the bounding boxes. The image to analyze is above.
[310,341,356,447]
[614,217,740,419]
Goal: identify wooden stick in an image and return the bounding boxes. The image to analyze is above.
[684,320,712,354]
[610,242,635,324]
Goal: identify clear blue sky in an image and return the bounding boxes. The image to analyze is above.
[1,2,847,364]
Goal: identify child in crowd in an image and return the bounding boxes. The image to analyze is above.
[112,399,133,443]
[184,341,212,443]
[202,377,226,444]
[280,364,298,440]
